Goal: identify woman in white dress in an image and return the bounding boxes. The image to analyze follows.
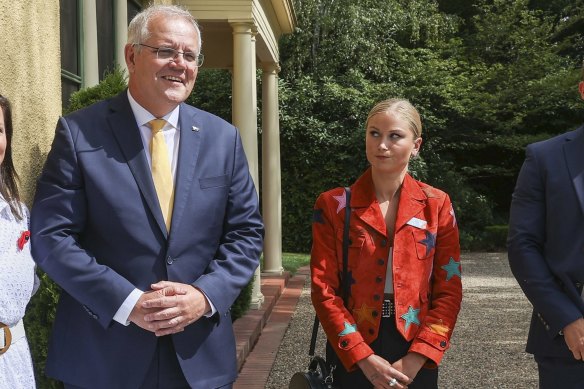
[0,94,38,388]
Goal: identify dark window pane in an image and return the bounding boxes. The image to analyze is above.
[62,77,81,110]
[128,0,142,24]
[60,0,79,74]
[96,0,115,79]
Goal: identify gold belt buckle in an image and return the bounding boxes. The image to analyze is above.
[0,322,12,355]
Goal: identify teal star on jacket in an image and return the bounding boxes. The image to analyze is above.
[418,230,436,256]
[441,257,461,281]
[338,321,357,336]
[400,306,421,331]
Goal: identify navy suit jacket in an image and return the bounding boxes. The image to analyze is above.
[508,125,584,358]
[30,91,264,388]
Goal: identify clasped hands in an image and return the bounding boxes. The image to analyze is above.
[129,281,211,336]
[358,352,426,389]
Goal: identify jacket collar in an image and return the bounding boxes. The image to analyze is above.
[350,168,427,237]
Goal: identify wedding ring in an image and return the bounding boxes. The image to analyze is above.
[388,378,398,387]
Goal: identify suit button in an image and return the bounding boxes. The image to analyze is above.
[381,239,387,247]
[377,259,384,265]
[372,310,378,317]
[166,256,173,265]
[340,340,348,348]
[373,294,381,301]
[368,328,375,335]
[375,276,383,283]
[440,341,447,348]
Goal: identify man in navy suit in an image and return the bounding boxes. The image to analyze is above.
[30,5,263,388]
[508,66,584,388]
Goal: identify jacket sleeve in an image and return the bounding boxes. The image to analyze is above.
[30,117,136,329]
[310,191,374,371]
[409,193,462,365]
[507,145,581,335]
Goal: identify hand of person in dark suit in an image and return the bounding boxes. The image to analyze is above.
[563,317,584,360]
[141,280,212,336]
[129,287,188,332]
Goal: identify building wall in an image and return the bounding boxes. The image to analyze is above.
[0,1,62,205]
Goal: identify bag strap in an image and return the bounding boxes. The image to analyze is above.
[308,187,352,357]
[341,187,351,307]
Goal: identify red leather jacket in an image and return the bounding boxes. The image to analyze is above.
[311,168,462,371]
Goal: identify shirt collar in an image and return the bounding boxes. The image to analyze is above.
[127,90,180,130]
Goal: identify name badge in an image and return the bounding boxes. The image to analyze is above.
[406,217,427,229]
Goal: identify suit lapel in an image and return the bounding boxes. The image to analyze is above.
[168,104,203,237]
[351,169,387,236]
[107,92,168,238]
[564,126,584,216]
[350,169,427,236]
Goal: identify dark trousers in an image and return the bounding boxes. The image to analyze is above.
[333,317,438,389]
[65,336,190,389]
[535,355,584,389]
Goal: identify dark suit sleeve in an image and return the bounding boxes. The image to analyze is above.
[192,128,264,317]
[30,117,136,328]
[508,145,582,336]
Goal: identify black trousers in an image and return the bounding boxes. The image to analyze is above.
[535,355,584,389]
[332,317,438,389]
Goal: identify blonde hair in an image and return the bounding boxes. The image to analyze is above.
[366,98,422,139]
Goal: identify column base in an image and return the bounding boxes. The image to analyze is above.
[262,267,285,275]
[249,292,265,310]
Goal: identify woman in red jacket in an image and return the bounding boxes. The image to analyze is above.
[311,98,462,388]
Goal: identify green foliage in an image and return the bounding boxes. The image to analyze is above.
[65,66,128,114]
[273,0,583,251]
[25,273,63,389]
[484,225,509,251]
[230,280,253,321]
[186,69,232,121]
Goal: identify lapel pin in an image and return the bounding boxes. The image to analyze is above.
[192,125,200,132]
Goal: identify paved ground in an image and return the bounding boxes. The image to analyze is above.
[264,252,539,388]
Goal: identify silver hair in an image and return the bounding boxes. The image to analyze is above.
[128,4,202,54]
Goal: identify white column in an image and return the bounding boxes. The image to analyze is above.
[231,21,264,309]
[262,63,283,274]
[115,0,128,75]
[82,0,99,87]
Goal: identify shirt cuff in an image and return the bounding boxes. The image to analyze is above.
[199,288,217,317]
[113,288,143,326]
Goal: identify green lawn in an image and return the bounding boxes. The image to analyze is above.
[282,252,310,274]
[261,252,310,275]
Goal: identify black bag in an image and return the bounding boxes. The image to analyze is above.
[289,187,352,389]
[289,355,337,389]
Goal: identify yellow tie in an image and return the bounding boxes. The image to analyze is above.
[148,119,174,231]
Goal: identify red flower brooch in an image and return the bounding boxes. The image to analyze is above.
[17,230,30,251]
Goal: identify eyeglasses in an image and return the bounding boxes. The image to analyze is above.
[136,43,204,67]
